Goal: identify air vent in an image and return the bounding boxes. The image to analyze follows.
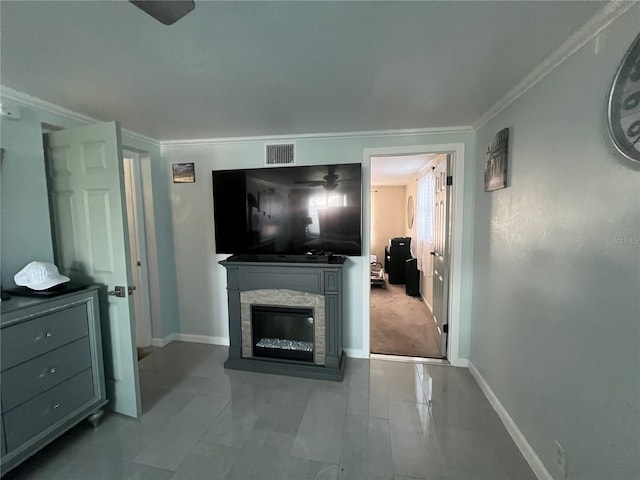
[265,143,295,166]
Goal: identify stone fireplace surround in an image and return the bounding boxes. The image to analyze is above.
[220,256,346,381]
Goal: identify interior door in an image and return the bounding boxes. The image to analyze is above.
[45,121,141,418]
[432,155,451,355]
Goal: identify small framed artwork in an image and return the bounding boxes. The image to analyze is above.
[172,163,195,183]
[484,128,509,192]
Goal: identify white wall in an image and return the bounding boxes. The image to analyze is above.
[163,129,475,357]
[470,7,640,479]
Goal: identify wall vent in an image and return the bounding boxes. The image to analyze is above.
[265,143,295,166]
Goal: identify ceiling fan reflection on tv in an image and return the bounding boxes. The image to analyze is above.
[130,0,195,26]
[295,166,357,191]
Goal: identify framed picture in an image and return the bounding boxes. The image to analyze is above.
[484,128,509,192]
[172,163,195,183]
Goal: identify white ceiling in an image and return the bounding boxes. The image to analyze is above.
[0,1,605,141]
[371,155,434,186]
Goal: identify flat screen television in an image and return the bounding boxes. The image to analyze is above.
[212,163,362,257]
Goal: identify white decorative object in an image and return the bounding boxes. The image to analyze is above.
[14,262,70,290]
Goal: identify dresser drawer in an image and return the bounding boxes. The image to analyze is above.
[1,304,88,371]
[3,369,94,451]
[2,338,92,411]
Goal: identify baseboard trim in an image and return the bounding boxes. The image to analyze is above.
[174,334,230,346]
[469,362,552,480]
[370,353,450,365]
[421,295,433,314]
[343,348,369,359]
[450,357,468,368]
[151,333,177,347]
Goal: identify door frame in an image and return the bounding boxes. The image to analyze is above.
[123,150,153,347]
[362,142,466,366]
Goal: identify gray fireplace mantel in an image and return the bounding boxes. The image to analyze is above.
[220,256,346,381]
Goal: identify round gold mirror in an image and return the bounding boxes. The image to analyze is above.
[407,195,415,229]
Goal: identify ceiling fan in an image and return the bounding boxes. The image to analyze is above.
[295,166,356,191]
[130,1,195,25]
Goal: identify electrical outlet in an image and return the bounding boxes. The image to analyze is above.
[554,440,567,478]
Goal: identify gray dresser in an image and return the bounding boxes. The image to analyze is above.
[0,287,107,474]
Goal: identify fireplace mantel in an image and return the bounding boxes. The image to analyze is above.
[220,256,346,381]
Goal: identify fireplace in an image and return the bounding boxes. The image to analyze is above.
[251,305,314,362]
[220,256,346,381]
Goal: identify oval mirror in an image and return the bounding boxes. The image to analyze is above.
[407,195,415,229]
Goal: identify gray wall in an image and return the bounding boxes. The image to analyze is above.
[0,98,180,340]
[470,8,640,479]
[162,130,476,358]
[1,108,55,287]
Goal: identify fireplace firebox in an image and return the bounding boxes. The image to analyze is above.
[251,305,314,362]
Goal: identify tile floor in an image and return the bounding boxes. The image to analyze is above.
[5,342,536,480]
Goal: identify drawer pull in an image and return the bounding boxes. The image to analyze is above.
[53,402,61,409]
[38,367,58,378]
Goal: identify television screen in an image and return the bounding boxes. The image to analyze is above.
[212,163,362,256]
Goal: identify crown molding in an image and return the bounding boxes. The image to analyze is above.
[0,85,160,146]
[472,0,637,130]
[0,84,473,146]
[160,126,474,147]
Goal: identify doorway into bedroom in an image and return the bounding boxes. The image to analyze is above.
[369,153,450,360]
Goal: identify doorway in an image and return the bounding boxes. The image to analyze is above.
[362,143,466,366]
[123,151,153,349]
[369,153,448,359]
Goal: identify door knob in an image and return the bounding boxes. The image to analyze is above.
[108,286,126,297]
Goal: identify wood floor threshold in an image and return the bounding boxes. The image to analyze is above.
[370,353,450,365]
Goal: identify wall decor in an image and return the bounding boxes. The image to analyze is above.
[406,194,415,229]
[172,162,195,183]
[484,128,509,192]
[608,32,640,163]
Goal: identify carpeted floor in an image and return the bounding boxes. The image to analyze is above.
[370,277,442,358]
[137,347,153,361]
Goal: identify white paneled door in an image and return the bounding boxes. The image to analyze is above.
[432,155,451,356]
[45,122,141,418]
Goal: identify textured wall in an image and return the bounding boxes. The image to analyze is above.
[371,185,406,264]
[470,8,640,479]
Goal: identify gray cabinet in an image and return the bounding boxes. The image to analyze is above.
[0,287,107,474]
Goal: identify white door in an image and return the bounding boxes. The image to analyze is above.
[432,155,451,355]
[45,121,141,418]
